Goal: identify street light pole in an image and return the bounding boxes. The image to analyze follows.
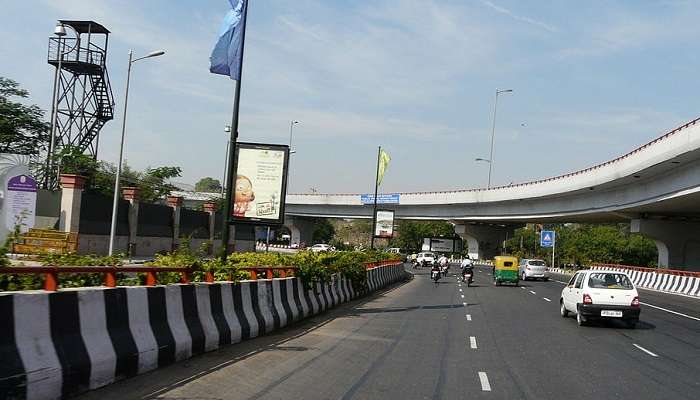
[108,49,165,256]
[487,88,513,189]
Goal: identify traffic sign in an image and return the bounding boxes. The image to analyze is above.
[540,230,555,247]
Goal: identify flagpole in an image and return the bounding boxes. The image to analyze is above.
[370,146,381,250]
[221,0,249,259]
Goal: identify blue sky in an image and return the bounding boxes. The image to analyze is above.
[2,0,699,193]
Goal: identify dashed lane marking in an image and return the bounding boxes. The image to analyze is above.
[478,372,492,391]
[529,290,536,295]
[543,297,552,302]
[633,344,659,357]
[461,294,465,298]
[466,314,472,321]
[463,302,467,306]
[521,286,527,290]
[470,336,477,349]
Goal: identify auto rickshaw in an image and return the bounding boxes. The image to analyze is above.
[493,256,519,286]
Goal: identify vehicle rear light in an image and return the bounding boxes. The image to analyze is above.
[631,296,640,307]
[583,293,593,305]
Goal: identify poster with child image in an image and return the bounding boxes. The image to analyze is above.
[232,142,289,225]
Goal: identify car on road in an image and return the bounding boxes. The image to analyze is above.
[560,269,640,328]
[310,243,334,252]
[416,252,436,266]
[519,259,549,281]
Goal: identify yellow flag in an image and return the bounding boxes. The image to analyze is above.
[377,149,391,186]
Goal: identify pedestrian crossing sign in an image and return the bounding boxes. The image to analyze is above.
[540,230,555,247]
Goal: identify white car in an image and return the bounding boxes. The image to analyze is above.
[416,252,436,266]
[519,259,549,281]
[560,270,641,328]
[310,243,333,252]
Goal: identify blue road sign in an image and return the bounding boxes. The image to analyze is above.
[540,230,555,247]
[361,193,400,205]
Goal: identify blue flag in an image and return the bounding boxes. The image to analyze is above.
[210,0,247,80]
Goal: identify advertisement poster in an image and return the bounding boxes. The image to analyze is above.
[232,142,289,225]
[423,237,462,253]
[5,174,37,233]
[374,209,395,238]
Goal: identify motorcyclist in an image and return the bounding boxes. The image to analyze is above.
[431,264,441,281]
[438,255,449,276]
[461,257,474,284]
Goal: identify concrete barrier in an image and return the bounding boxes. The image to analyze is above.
[0,263,406,399]
[547,266,700,297]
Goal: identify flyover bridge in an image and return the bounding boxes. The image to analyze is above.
[285,117,700,269]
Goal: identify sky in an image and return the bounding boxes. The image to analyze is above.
[2,0,699,194]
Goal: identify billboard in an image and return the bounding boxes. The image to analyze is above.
[422,237,462,253]
[374,209,395,238]
[231,142,289,225]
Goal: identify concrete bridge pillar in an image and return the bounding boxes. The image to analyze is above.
[454,223,515,260]
[284,216,316,248]
[631,219,700,271]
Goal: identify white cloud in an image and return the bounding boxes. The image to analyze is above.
[478,0,558,33]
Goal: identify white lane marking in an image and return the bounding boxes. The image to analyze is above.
[478,372,491,391]
[640,302,700,322]
[469,336,477,349]
[633,344,659,357]
[520,286,526,289]
[529,290,536,295]
[463,302,467,306]
[543,297,552,302]
[466,314,472,321]
[554,280,568,285]
[459,288,463,292]
[487,273,491,275]
[461,294,465,298]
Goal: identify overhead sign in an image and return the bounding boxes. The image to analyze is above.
[361,193,400,205]
[5,174,37,233]
[540,230,555,247]
[374,209,395,238]
[231,142,290,225]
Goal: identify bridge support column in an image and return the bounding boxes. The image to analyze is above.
[631,219,700,271]
[454,223,515,260]
[285,216,316,248]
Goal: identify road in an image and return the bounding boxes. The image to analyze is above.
[78,264,700,399]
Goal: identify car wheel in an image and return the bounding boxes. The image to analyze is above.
[576,310,586,326]
[560,301,568,318]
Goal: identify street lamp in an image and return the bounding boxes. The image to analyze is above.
[288,120,300,152]
[108,49,165,256]
[486,88,513,189]
[221,125,232,196]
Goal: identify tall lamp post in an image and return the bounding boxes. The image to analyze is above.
[222,125,231,196]
[288,120,299,153]
[486,88,513,189]
[108,49,165,256]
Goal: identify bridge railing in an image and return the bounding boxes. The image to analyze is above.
[590,263,700,278]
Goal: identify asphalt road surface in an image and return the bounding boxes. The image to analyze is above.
[78,264,700,400]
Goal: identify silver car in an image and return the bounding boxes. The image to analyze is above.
[519,259,549,281]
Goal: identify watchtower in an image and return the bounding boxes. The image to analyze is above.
[45,20,114,188]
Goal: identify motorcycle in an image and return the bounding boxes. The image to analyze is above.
[431,269,441,282]
[462,268,474,286]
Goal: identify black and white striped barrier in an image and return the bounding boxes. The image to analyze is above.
[0,263,406,399]
[548,267,700,297]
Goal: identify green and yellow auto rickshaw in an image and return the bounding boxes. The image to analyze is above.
[493,256,519,286]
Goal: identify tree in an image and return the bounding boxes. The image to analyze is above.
[0,77,51,155]
[195,177,222,192]
[312,218,335,244]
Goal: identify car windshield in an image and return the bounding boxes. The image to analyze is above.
[528,260,546,266]
[587,273,633,290]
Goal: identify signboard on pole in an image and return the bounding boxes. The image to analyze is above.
[540,230,555,248]
[361,193,400,205]
[4,174,37,233]
[231,142,289,225]
[374,209,395,238]
[422,237,463,253]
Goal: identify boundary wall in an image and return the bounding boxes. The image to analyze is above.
[0,263,406,399]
